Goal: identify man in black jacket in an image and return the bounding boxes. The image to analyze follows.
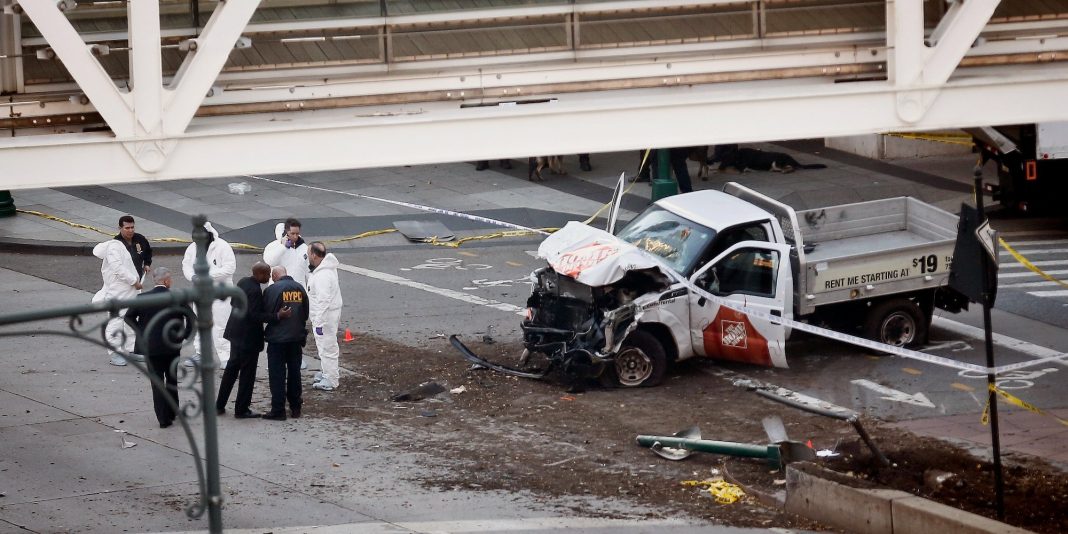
[216,262,291,418]
[125,267,192,428]
[262,266,310,421]
[116,215,153,282]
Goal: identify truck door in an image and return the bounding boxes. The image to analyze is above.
[687,241,792,368]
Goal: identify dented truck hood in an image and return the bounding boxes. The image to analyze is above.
[538,221,680,287]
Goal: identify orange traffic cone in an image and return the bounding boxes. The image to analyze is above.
[343,328,354,342]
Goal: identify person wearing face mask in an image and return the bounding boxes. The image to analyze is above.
[307,242,343,391]
[263,218,311,370]
[180,221,236,369]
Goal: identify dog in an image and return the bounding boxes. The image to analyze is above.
[712,145,827,174]
[527,156,565,181]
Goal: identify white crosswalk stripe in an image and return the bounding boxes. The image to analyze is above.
[1028,290,1068,298]
[999,237,1068,301]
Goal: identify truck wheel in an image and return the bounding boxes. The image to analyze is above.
[606,330,667,388]
[864,298,927,348]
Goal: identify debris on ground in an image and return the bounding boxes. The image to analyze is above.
[391,381,447,402]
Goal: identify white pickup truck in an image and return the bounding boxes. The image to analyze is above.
[509,182,966,387]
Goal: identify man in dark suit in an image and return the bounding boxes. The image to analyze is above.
[125,267,192,428]
[215,262,291,418]
[262,266,310,421]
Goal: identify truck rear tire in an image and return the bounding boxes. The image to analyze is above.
[864,298,927,349]
[603,330,667,388]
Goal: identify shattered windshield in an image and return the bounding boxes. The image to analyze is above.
[616,206,715,275]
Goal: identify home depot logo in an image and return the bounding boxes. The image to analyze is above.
[554,243,619,277]
[721,320,748,349]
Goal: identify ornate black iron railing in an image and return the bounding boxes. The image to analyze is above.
[0,215,245,534]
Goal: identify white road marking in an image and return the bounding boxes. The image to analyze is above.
[999,280,1064,289]
[1028,289,1068,298]
[1000,248,1068,255]
[999,269,1068,279]
[337,263,524,315]
[999,259,1068,268]
[932,316,1068,367]
[1001,239,1068,246]
[851,379,935,408]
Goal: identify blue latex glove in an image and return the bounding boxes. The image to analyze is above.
[315,326,323,336]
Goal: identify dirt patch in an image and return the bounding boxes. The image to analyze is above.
[303,334,1068,531]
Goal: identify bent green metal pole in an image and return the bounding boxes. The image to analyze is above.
[636,435,782,468]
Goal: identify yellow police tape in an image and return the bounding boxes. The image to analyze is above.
[581,148,652,226]
[999,238,1068,289]
[981,383,1068,428]
[13,209,398,252]
[885,132,974,147]
[680,479,746,504]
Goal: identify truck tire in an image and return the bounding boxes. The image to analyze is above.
[864,298,927,349]
[604,330,667,388]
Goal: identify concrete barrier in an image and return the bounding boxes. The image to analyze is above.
[894,496,1033,534]
[785,463,1034,534]
[785,462,910,534]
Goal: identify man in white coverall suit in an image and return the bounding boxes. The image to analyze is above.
[308,242,343,391]
[93,239,142,366]
[264,218,311,369]
[181,221,236,368]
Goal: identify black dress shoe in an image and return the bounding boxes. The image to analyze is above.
[263,412,287,421]
[159,421,173,428]
[235,411,262,419]
[216,406,225,415]
[290,408,301,419]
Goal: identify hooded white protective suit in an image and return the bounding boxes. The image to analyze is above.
[181,222,236,366]
[308,252,343,387]
[93,239,139,358]
[263,222,310,288]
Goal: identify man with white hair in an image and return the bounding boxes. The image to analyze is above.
[92,237,142,366]
[181,221,236,369]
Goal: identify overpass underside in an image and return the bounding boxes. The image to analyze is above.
[1,0,1068,188]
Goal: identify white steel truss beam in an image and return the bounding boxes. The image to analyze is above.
[2,63,1068,189]
[889,0,1000,123]
[17,0,134,136]
[165,0,261,136]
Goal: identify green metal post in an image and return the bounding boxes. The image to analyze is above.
[650,148,677,201]
[192,217,224,533]
[636,435,782,467]
[0,191,15,217]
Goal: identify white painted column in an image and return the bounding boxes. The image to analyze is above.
[129,0,163,135]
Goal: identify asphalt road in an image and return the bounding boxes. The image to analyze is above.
[5,224,1065,432]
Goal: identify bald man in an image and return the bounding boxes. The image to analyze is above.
[262,265,310,420]
[216,262,292,418]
